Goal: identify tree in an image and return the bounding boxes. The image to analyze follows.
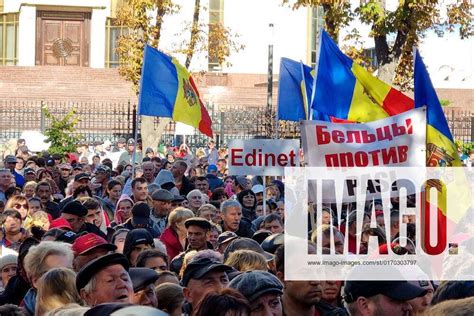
[43,107,82,155]
[284,0,473,90]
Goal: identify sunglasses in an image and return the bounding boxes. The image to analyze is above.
[14,203,28,209]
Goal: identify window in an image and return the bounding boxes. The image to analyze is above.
[208,0,224,71]
[0,13,19,65]
[363,47,378,69]
[105,18,128,68]
[309,6,324,68]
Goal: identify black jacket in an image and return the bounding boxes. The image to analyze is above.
[235,218,255,238]
[178,176,195,196]
[0,275,30,305]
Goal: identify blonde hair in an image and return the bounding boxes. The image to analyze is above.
[224,249,267,272]
[24,211,50,231]
[23,181,37,192]
[36,268,83,315]
[24,241,73,281]
[168,207,194,228]
[45,303,89,316]
[426,296,474,316]
[197,204,217,217]
[179,250,197,279]
[5,195,28,210]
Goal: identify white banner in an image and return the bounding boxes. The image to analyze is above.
[228,139,300,176]
[301,108,426,167]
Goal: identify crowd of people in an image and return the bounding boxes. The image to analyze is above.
[0,137,472,315]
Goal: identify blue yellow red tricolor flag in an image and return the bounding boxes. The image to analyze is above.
[312,30,461,167]
[139,45,213,138]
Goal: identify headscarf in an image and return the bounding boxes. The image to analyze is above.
[114,194,135,225]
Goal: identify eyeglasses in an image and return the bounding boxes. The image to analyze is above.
[14,203,28,209]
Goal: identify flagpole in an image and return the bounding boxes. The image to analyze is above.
[309,29,323,120]
[132,44,149,177]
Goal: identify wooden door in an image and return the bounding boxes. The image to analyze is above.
[36,12,90,66]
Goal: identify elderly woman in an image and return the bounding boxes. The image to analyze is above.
[159,207,194,260]
[186,189,204,213]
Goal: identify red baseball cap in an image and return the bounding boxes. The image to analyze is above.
[72,233,117,256]
[49,218,72,230]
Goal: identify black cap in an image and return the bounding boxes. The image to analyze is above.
[74,173,91,182]
[123,229,155,258]
[127,138,135,145]
[224,238,274,261]
[56,230,79,244]
[62,200,88,217]
[172,195,186,202]
[131,203,151,226]
[252,230,272,244]
[76,253,130,292]
[217,231,238,248]
[46,159,55,167]
[24,168,36,175]
[229,271,283,302]
[151,189,174,201]
[129,268,159,292]
[95,164,111,174]
[181,257,233,287]
[184,217,212,230]
[343,267,427,303]
[261,233,284,254]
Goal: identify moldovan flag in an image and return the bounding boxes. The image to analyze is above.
[312,30,413,122]
[139,45,213,138]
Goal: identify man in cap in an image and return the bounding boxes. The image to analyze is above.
[72,233,117,271]
[58,173,92,209]
[343,266,427,316]
[216,231,238,253]
[115,137,127,152]
[93,164,111,197]
[171,195,186,209]
[169,217,214,274]
[205,164,224,191]
[220,200,255,238]
[23,168,36,183]
[122,229,155,266]
[61,200,107,239]
[118,138,143,166]
[3,155,24,188]
[35,181,61,218]
[229,270,284,316]
[77,253,133,306]
[181,257,233,314]
[129,267,159,307]
[171,160,195,196]
[150,189,174,236]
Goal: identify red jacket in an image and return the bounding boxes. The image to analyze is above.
[160,227,183,261]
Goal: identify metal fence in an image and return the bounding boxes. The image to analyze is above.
[0,100,471,151]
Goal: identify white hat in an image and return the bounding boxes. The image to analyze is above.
[0,254,17,270]
[252,184,264,194]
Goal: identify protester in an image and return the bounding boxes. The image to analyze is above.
[155,282,184,316]
[128,267,159,307]
[35,267,83,315]
[122,228,155,266]
[77,253,133,307]
[220,200,255,238]
[159,207,194,260]
[136,249,169,271]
